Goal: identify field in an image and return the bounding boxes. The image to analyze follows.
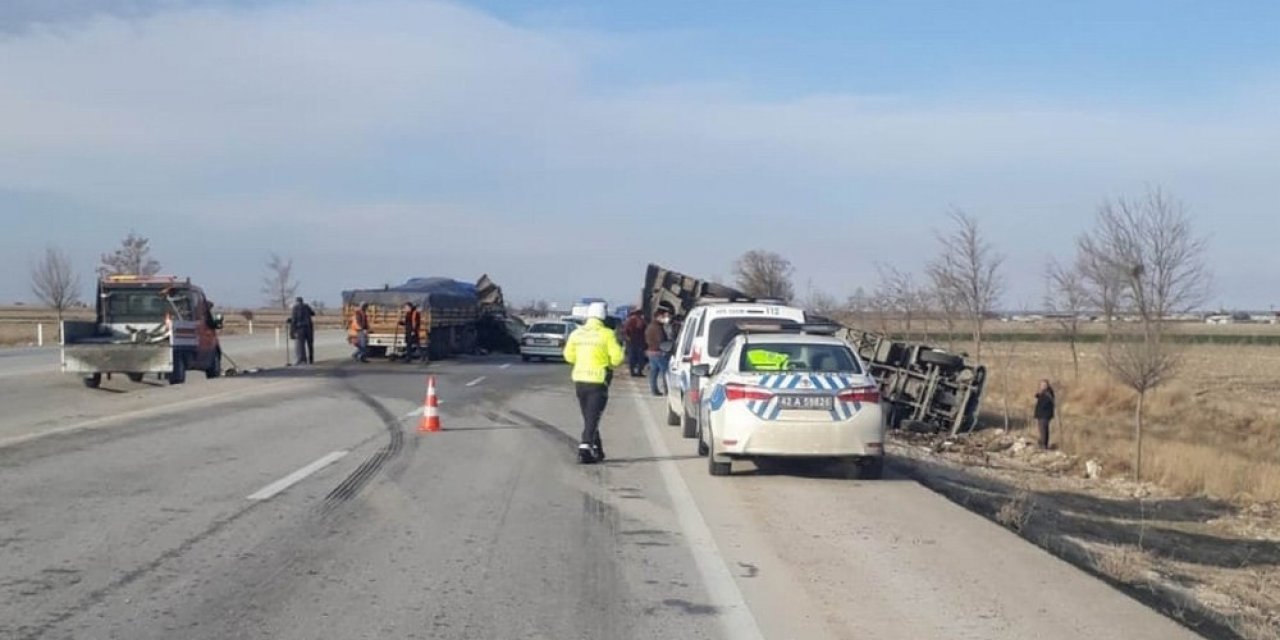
[980,336,1280,503]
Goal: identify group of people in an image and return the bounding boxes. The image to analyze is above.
[344,301,423,363]
[619,307,674,396]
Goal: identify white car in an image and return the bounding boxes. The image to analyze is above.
[693,330,886,478]
[665,301,807,438]
[520,321,575,361]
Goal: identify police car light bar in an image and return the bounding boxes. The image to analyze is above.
[694,296,787,307]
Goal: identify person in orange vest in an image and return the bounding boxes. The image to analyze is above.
[351,303,370,363]
[400,302,422,360]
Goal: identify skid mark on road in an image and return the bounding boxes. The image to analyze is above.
[322,374,405,507]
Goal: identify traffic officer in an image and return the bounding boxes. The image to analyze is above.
[351,302,370,363]
[289,297,316,365]
[563,302,624,463]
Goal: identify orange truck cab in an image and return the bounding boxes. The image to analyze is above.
[61,275,224,388]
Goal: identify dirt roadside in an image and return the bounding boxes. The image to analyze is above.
[888,429,1280,640]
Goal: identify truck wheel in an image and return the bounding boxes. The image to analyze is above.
[126,373,144,383]
[83,374,102,389]
[919,349,964,369]
[521,354,531,362]
[205,349,222,379]
[169,356,187,385]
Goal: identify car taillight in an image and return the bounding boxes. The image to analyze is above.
[724,383,772,402]
[837,387,881,404]
[689,388,700,403]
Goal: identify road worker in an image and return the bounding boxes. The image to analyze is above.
[563,302,624,464]
[400,302,422,360]
[351,303,370,363]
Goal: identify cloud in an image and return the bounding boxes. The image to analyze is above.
[0,0,1276,307]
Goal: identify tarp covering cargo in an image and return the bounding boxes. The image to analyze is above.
[342,277,478,313]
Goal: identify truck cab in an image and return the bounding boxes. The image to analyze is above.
[61,275,224,387]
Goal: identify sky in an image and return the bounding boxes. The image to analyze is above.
[1,0,1278,310]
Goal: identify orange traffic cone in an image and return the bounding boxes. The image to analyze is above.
[418,375,442,433]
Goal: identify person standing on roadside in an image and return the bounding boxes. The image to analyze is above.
[351,302,371,363]
[563,302,624,464]
[399,302,422,360]
[289,297,316,365]
[1034,379,1056,449]
[645,308,672,396]
[622,309,648,377]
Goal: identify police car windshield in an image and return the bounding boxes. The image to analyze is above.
[738,342,861,373]
[707,317,795,357]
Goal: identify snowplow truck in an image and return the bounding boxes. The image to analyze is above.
[61,275,225,388]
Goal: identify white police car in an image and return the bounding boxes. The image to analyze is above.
[693,329,886,478]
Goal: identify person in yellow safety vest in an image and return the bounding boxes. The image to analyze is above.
[350,303,370,363]
[563,302,625,464]
[745,347,790,371]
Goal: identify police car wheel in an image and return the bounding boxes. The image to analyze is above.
[666,406,680,426]
[681,412,698,439]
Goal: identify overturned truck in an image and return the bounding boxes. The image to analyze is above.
[641,263,986,435]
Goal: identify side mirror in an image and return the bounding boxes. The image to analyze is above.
[681,356,693,364]
[213,314,224,330]
[690,364,712,377]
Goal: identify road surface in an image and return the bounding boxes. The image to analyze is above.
[0,347,1198,639]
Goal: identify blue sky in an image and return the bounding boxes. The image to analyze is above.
[1,0,1277,309]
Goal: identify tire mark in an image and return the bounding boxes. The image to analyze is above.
[322,382,404,507]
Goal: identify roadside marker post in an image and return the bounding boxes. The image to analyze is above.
[37,323,44,347]
[418,376,442,433]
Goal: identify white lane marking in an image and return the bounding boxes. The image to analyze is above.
[632,394,764,640]
[499,363,511,370]
[248,450,348,501]
[465,376,486,387]
[0,379,303,451]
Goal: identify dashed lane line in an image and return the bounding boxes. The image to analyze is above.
[465,376,486,387]
[247,450,349,501]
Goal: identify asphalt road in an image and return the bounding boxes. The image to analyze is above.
[0,347,1200,639]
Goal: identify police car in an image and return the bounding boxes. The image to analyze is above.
[665,300,807,439]
[692,325,886,479]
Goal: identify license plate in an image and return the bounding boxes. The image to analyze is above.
[779,395,834,410]
[534,339,553,346]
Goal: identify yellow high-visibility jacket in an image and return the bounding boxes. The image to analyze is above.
[745,348,790,371]
[563,318,625,384]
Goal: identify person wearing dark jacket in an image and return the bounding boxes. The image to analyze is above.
[1034,379,1056,449]
[289,297,315,365]
[645,309,671,396]
[622,309,647,377]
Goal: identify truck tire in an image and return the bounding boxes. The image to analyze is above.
[169,356,187,385]
[126,373,144,383]
[205,349,222,379]
[919,349,964,369]
[83,374,102,389]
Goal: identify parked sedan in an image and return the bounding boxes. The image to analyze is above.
[520,321,575,362]
[694,330,886,478]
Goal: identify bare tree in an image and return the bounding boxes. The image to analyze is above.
[927,277,960,350]
[1077,188,1210,481]
[926,209,1005,361]
[30,246,81,320]
[1044,257,1088,380]
[846,287,871,328]
[802,284,840,318]
[732,249,795,302]
[97,231,161,277]
[875,264,921,339]
[519,300,552,317]
[261,253,299,310]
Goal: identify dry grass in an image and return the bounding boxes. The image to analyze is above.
[981,337,1280,503]
[1091,544,1156,585]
